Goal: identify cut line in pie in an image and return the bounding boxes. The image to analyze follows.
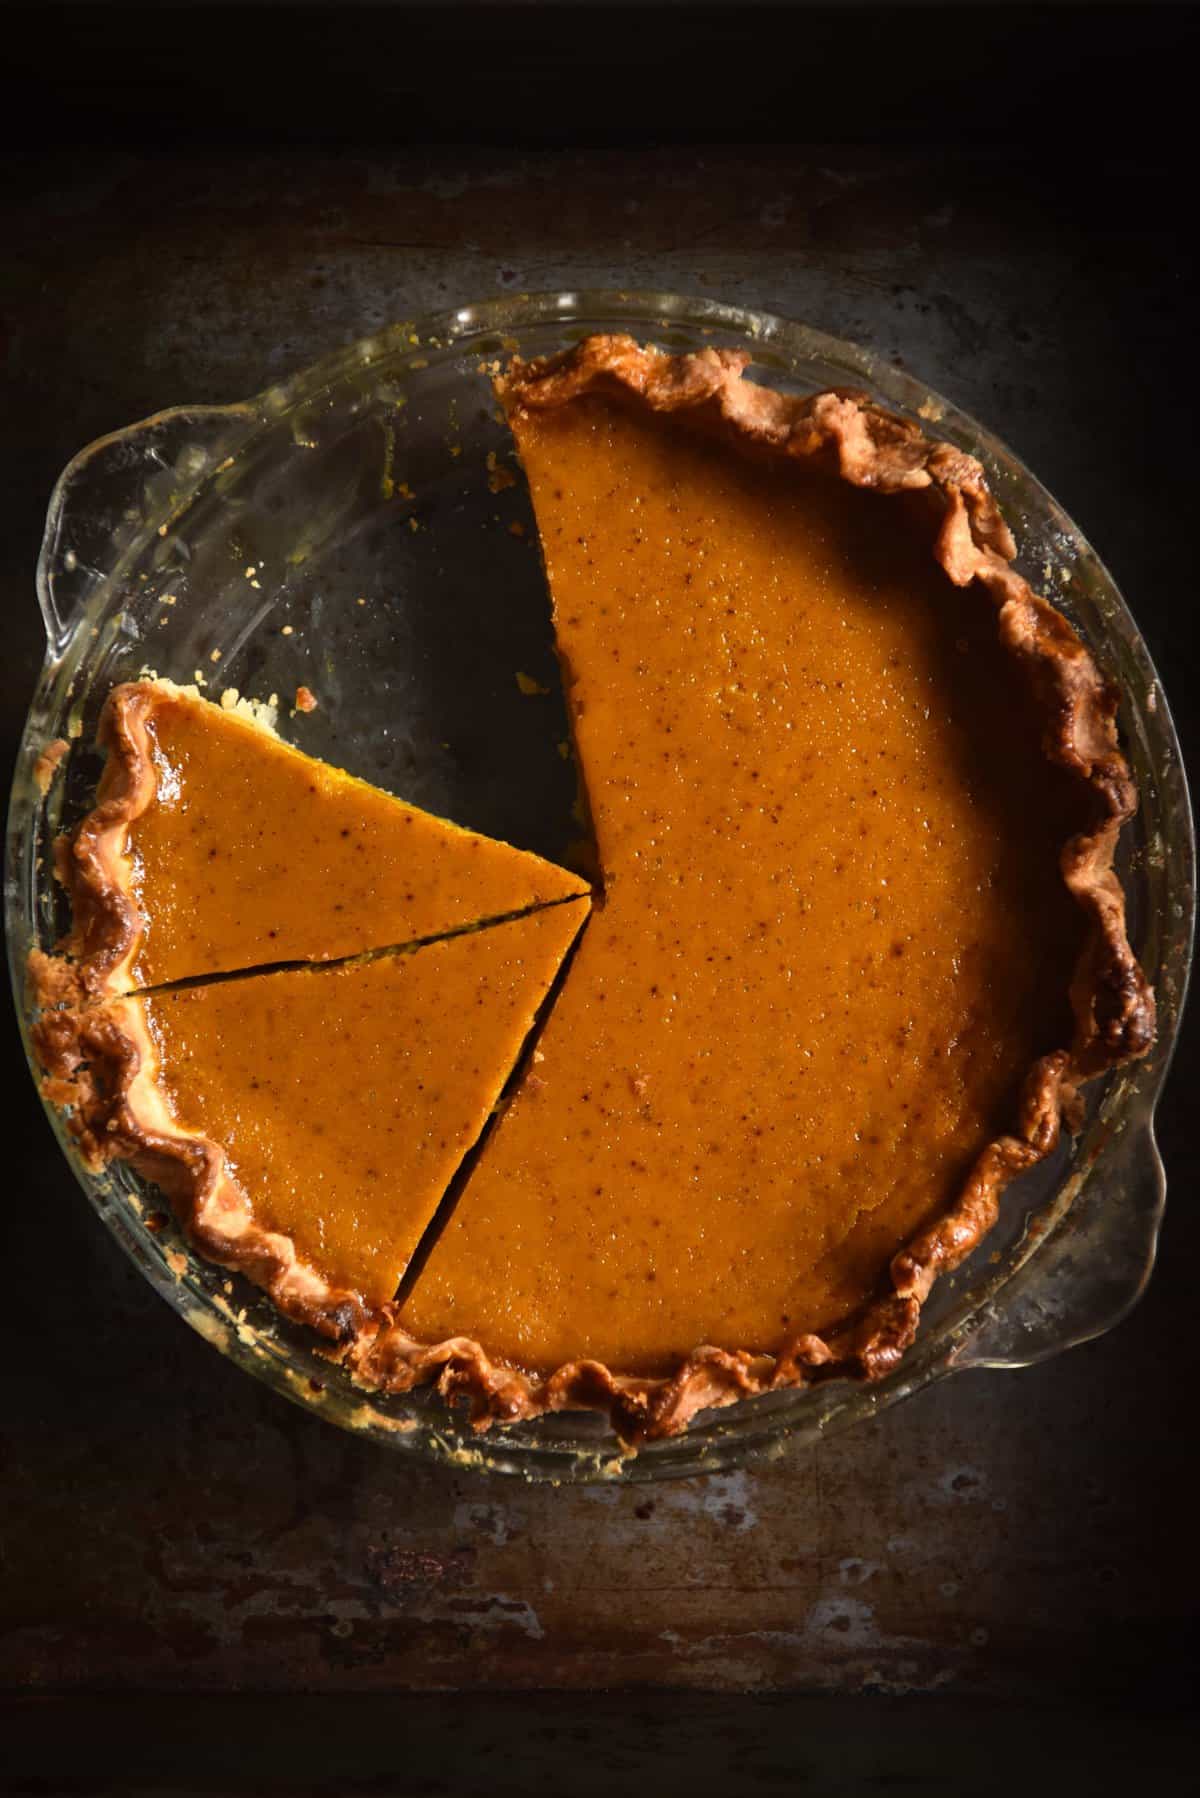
[30,335,1156,1446]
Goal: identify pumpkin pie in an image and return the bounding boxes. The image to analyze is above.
[35,901,588,1335]
[31,337,1155,1445]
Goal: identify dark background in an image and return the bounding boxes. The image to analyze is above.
[2,4,1198,1792]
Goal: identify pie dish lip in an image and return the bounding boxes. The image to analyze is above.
[9,290,1194,1481]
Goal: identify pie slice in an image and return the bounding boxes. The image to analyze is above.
[33,678,588,1005]
[34,900,588,1335]
[356,337,1154,1439]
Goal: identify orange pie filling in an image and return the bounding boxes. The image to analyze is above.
[398,392,1085,1374]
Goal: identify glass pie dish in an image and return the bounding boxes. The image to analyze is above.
[7,291,1194,1483]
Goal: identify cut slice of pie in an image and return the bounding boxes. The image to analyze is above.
[354,336,1154,1440]
[34,900,588,1336]
[33,678,588,1005]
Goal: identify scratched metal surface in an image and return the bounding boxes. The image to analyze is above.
[2,148,1196,1711]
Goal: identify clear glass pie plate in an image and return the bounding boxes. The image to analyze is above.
[7,292,1194,1483]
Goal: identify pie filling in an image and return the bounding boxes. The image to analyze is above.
[30,335,1155,1443]
[146,902,589,1307]
[399,394,1085,1374]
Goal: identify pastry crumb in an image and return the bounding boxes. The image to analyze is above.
[295,685,318,713]
[487,451,517,493]
[210,648,222,663]
[217,687,280,734]
[33,738,70,796]
[515,670,550,696]
[508,520,526,538]
[281,625,294,636]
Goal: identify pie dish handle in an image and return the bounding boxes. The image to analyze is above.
[37,403,257,657]
[951,1108,1167,1372]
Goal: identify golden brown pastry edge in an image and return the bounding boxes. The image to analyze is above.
[28,680,166,1010]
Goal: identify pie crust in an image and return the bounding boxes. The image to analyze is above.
[31,337,1155,1446]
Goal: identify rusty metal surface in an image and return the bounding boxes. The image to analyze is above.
[3,147,1196,1710]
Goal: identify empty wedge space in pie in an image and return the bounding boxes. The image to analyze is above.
[31,335,1155,1445]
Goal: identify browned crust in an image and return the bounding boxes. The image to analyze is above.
[32,998,370,1342]
[31,336,1156,1449]
[33,737,70,798]
[347,335,1155,1442]
[28,681,165,1010]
